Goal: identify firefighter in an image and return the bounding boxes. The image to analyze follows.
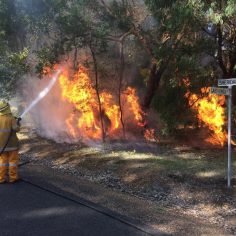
[0,100,20,183]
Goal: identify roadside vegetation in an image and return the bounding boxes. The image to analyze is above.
[1,0,236,138]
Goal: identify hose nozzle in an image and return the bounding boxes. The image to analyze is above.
[17,117,22,126]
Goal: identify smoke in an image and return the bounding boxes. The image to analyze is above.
[20,72,77,143]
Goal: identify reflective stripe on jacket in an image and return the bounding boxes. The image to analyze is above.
[0,115,19,152]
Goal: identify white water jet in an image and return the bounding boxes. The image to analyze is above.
[20,69,61,118]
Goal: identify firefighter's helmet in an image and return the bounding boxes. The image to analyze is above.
[0,100,11,115]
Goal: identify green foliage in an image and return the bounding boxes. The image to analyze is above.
[153,79,190,133]
[225,0,236,16]
[189,0,236,78]
[0,48,29,98]
[35,45,61,74]
[8,48,29,73]
[101,0,133,31]
[0,0,15,38]
[26,0,109,74]
[0,0,29,98]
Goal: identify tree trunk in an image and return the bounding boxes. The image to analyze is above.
[89,45,106,142]
[73,43,78,71]
[107,33,129,140]
[118,41,126,139]
[142,62,166,109]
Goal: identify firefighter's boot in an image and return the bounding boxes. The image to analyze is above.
[8,151,19,183]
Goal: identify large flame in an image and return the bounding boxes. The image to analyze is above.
[56,65,149,141]
[59,67,102,139]
[185,86,227,146]
[123,87,145,125]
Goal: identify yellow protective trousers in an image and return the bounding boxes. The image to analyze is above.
[0,150,19,183]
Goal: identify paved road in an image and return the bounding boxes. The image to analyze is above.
[0,181,149,236]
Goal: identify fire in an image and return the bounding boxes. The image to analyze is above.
[59,67,102,139]
[99,92,120,132]
[123,87,144,126]
[185,86,227,146]
[57,65,150,141]
[144,128,159,143]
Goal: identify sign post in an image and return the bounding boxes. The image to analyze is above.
[227,86,232,188]
[217,79,236,188]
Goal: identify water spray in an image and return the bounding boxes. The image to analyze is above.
[19,69,61,122]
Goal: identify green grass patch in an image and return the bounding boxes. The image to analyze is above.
[151,153,235,178]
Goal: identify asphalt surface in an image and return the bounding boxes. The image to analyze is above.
[0,181,150,236]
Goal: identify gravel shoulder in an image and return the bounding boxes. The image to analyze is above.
[19,128,236,235]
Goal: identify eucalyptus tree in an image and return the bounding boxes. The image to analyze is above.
[0,0,29,98]
[97,1,205,106]
[95,0,212,132]
[187,0,236,123]
[189,0,236,79]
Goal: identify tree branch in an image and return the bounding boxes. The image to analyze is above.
[130,25,154,58]
[216,24,228,77]
[105,31,131,42]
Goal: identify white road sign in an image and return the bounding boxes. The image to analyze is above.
[210,87,230,95]
[218,78,236,86]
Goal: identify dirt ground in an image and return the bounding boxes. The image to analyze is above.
[19,127,236,235]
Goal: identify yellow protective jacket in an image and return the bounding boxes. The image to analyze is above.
[0,114,20,152]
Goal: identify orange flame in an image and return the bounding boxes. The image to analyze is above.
[100,92,120,132]
[59,67,102,139]
[185,85,227,146]
[144,128,159,143]
[56,65,150,141]
[123,87,145,126]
